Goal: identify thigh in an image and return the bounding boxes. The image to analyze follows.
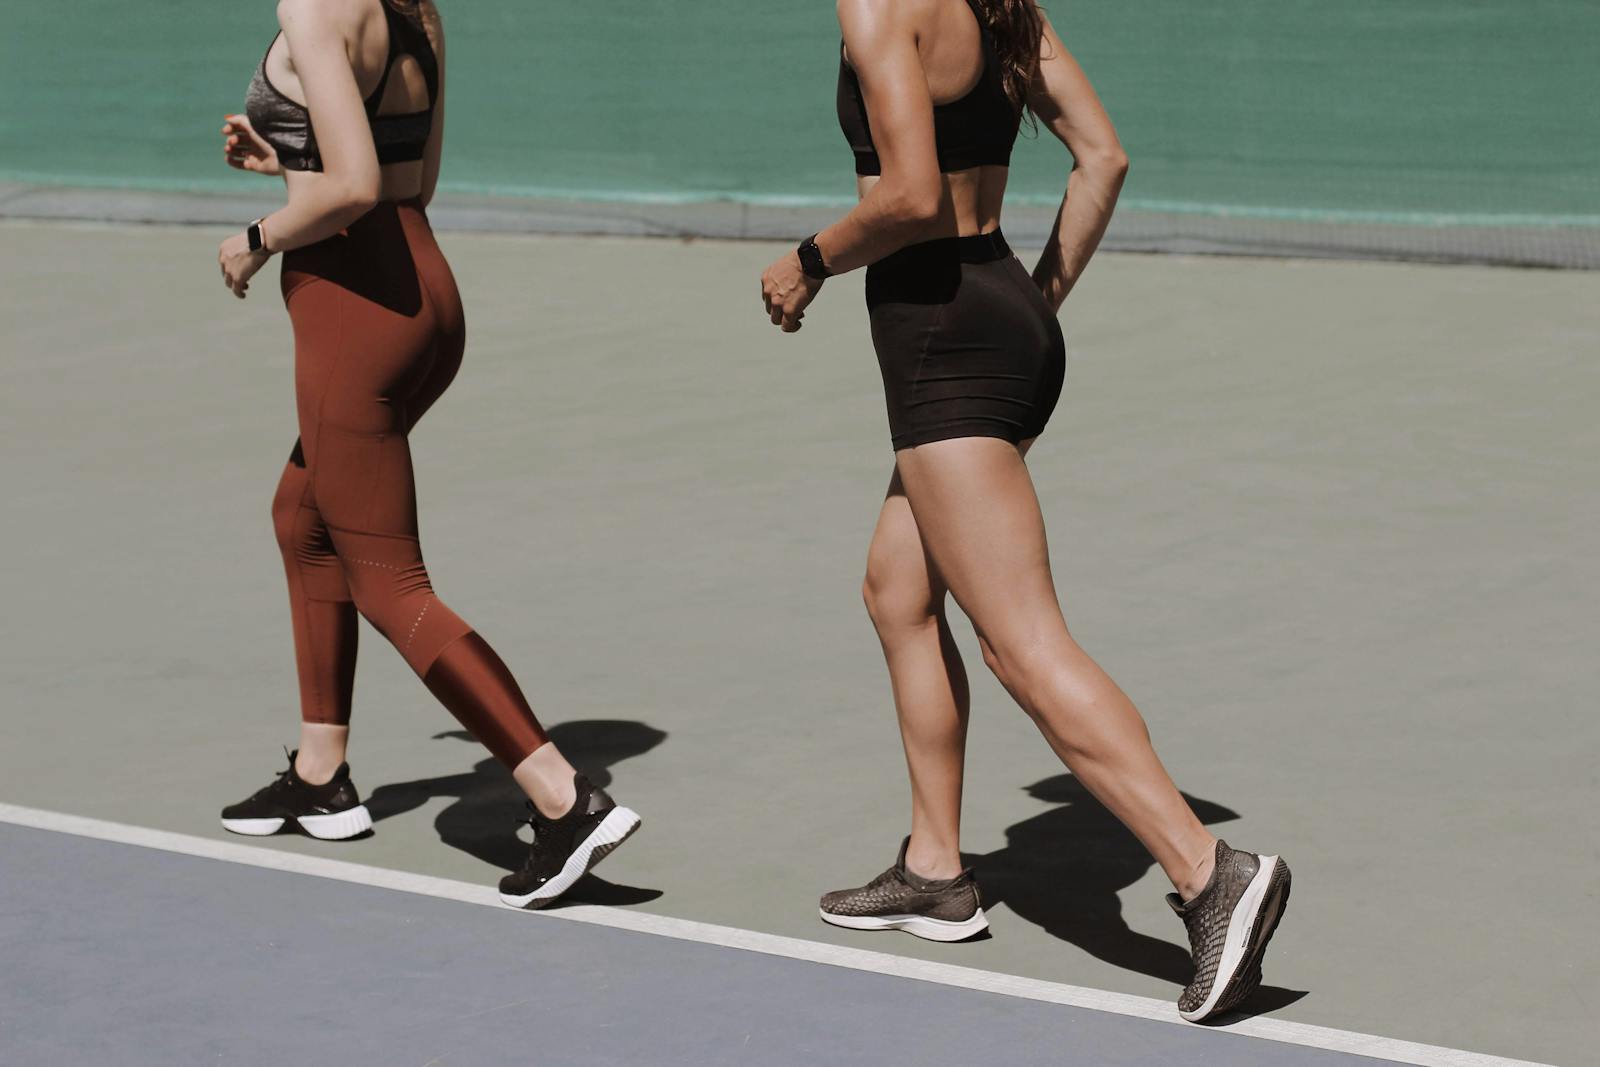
[867,468,948,619]
[893,437,1065,649]
[287,281,428,538]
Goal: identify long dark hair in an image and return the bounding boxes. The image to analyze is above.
[972,0,1045,115]
[383,0,429,28]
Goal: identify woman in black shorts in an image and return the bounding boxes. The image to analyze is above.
[759,0,1289,1022]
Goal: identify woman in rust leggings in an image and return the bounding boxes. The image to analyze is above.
[214,0,639,909]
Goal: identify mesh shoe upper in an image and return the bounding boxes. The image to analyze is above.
[220,749,361,821]
[498,774,615,898]
[1167,839,1260,1015]
[820,838,981,923]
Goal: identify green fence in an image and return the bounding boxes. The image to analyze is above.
[4,1,1596,260]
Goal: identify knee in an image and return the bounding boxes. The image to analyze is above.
[977,634,1022,696]
[343,562,467,674]
[342,568,399,631]
[343,558,429,630]
[862,561,938,635]
[978,631,1052,706]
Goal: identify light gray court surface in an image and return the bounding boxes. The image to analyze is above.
[1,214,1595,1065]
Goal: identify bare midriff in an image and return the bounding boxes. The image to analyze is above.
[856,164,1010,241]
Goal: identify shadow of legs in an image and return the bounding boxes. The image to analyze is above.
[974,775,1306,1012]
[365,721,667,902]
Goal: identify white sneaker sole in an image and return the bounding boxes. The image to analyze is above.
[220,805,373,841]
[819,906,989,943]
[1181,854,1288,1022]
[499,806,642,910]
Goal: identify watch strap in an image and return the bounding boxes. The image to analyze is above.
[797,234,832,280]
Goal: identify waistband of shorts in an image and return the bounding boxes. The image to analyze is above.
[864,230,1012,308]
[870,229,1011,274]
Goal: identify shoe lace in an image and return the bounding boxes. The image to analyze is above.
[251,747,298,801]
[513,801,553,868]
[861,867,902,895]
[522,799,555,830]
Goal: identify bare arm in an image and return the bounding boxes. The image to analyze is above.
[1027,12,1127,311]
[257,0,382,252]
[811,0,945,274]
[419,8,446,208]
[759,0,944,331]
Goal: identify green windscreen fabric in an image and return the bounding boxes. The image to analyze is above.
[3,1,1596,257]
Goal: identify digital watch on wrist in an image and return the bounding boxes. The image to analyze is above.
[246,218,269,254]
[797,234,832,280]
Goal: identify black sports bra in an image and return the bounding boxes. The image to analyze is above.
[836,0,1022,177]
[245,3,439,173]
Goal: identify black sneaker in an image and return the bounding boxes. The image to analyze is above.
[498,774,641,909]
[219,749,373,841]
[1168,839,1292,1022]
[819,838,989,942]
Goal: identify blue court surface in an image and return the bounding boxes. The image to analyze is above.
[0,811,1548,1067]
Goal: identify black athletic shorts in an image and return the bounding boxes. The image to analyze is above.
[866,230,1066,450]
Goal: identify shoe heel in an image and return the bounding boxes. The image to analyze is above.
[298,805,373,841]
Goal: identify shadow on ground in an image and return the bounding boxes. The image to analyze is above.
[970,774,1306,1017]
[366,719,666,905]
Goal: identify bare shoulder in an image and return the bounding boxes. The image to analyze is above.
[276,0,378,42]
[276,0,340,30]
[836,0,914,35]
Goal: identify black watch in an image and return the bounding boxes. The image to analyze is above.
[796,234,832,280]
[246,218,268,254]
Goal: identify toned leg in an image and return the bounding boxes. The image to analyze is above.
[895,437,1216,898]
[863,470,970,880]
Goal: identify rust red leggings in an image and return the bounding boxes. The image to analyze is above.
[270,200,547,767]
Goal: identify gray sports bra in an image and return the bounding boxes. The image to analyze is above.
[245,3,438,172]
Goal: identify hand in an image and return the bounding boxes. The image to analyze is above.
[218,232,270,299]
[760,251,823,333]
[222,113,281,176]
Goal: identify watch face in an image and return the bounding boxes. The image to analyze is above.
[247,223,263,252]
[799,238,829,279]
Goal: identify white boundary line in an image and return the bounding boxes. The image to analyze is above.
[0,802,1550,1067]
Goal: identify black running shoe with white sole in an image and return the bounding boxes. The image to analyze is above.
[498,773,641,909]
[819,838,988,942]
[219,749,373,841]
[1168,838,1292,1022]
